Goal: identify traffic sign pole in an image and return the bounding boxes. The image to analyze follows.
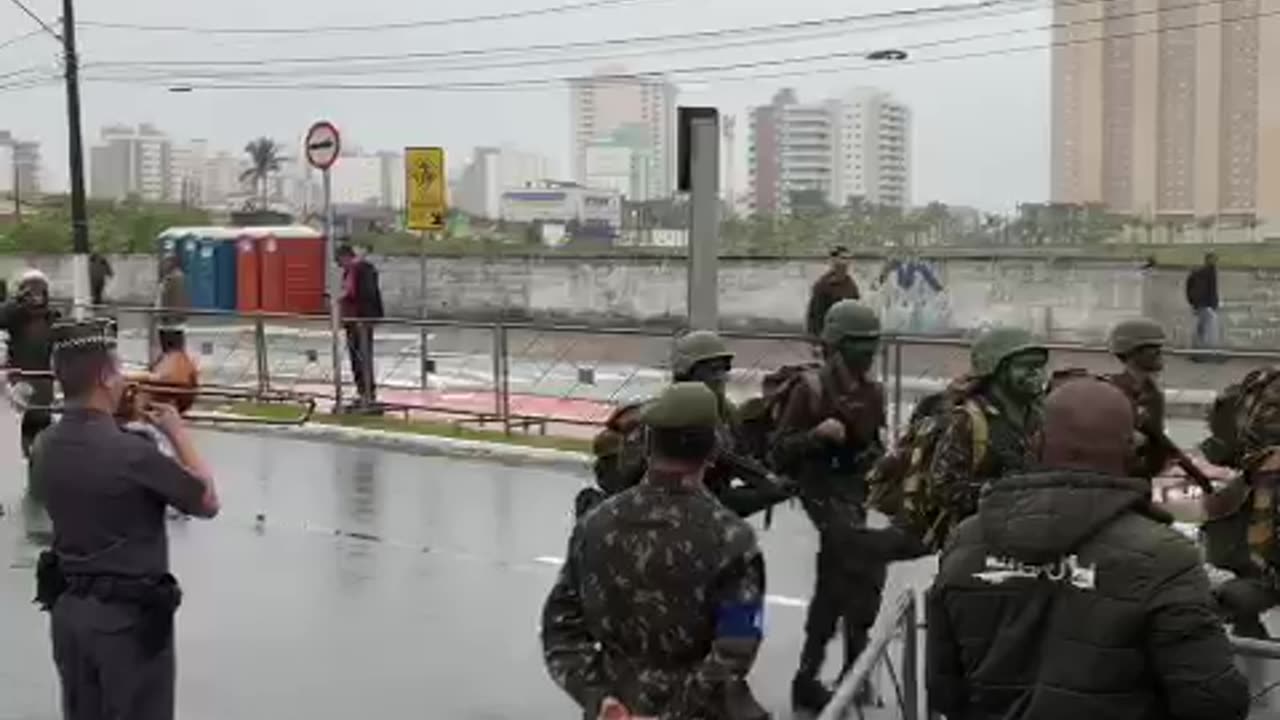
[305,120,343,412]
[323,168,342,413]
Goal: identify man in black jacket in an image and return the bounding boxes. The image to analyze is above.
[336,245,384,411]
[1185,252,1220,352]
[927,377,1249,720]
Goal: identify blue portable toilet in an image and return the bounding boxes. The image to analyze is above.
[212,238,238,311]
[189,236,218,310]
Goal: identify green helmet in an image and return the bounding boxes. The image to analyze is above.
[641,382,721,430]
[1108,318,1166,356]
[671,330,733,377]
[821,300,881,345]
[970,326,1047,377]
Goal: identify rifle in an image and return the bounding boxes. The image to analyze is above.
[715,450,795,523]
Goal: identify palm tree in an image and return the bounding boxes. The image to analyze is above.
[240,138,282,210]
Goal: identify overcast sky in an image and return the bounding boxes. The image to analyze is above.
[0,0,1053,211]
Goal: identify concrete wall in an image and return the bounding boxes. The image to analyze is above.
[6,252,1277,347]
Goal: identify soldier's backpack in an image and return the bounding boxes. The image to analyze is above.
[738,363,823,471]
[1202,368,1280,468]
[865,375,988,547]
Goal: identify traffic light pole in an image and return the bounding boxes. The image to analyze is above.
[62,0,90,318]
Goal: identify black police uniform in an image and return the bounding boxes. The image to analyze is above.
[33,322,211,720]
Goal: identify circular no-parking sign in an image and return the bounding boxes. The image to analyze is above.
[304,121,341,171]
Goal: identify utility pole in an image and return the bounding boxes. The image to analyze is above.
[62,0,90,318]
[12,159,19,220]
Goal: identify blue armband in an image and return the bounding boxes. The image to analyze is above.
[715,600,764,640]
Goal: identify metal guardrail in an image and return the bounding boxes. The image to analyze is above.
[18,302,1280,437]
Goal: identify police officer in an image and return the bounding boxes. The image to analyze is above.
[1105,318,1175,480]
[33,319,220,720]
[1,268,61,459]
[927,378,1248,719]
[770,299,886,714]
[583,331,789,520]
[928,326,1047,547]
[542,382,769,720]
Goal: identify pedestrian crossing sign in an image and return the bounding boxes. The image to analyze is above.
[405,147,446,231]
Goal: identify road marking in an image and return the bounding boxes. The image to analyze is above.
[534,555,564,566]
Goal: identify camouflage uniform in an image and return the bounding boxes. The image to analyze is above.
[542,383,769,720]
[770,300,887,712]
[1105,318,1174,481]
[1202,372,1280,637]
[583,332,789,520]
[928,327,1046,547]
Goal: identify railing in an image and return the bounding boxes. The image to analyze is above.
[24,303,1280,438]
[818,590,1280,720]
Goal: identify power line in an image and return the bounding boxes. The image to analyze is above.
[76,0,1255,91]
[4,0,60,40]
[5,0,1266,95]
[0,26,44,51]
[78,0,666,35]
[86,0,1025,70]
[83,0,1046,82]
[0,62,48,81]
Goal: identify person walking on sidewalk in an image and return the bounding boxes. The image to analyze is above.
[1185,252,1220,354]
[336,244,384,412]
[805,246,860,340]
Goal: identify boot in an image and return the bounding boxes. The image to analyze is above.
[791,675,832,717]
[792,638,833,716]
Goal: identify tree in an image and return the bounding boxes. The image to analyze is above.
[241,138,283,210]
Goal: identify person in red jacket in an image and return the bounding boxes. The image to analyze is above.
[336,244,384,411]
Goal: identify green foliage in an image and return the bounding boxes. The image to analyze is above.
[0,197,211,254]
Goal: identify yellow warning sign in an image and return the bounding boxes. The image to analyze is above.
[405,147,446,231]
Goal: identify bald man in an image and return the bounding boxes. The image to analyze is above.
[926,377,1248,720]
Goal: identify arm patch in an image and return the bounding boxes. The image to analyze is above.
[715,600,764,640]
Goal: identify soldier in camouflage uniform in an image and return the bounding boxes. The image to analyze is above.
[927,326,1047,548]
[584,331,789,520]
[770,300,887,714]
[542,382,770,720]
[1201,371,1280,638]
[1105,318,1175,481]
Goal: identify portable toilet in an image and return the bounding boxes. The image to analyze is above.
[258,233,287,313]
[213,237,237,311]
[235,234,261,312]
[273,226,326,315]
[189,236,217,310]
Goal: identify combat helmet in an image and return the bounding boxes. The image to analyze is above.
[641,382,721,430]
[671,330,734,377]
[970,326,1047,378]
[821,299,881,345]
[1108,318,1166,356]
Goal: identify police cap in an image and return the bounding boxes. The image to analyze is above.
[640,382,720,430]
[51,319,117,358]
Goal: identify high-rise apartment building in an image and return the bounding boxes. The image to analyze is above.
[569,68,677,199]
[748,87,912,215]
[1051,0,1280,226]
[90,124,175,202]
[0,132,42,197]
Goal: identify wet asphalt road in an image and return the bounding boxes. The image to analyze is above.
[0,412,945,720]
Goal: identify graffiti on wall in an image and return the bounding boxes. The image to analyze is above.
[875,257,954,334]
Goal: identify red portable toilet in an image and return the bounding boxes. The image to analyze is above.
[235,235,261,312]
[259,233,287,313]
[278,229,326,315]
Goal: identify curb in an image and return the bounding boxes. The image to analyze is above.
[199,420,592,474]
